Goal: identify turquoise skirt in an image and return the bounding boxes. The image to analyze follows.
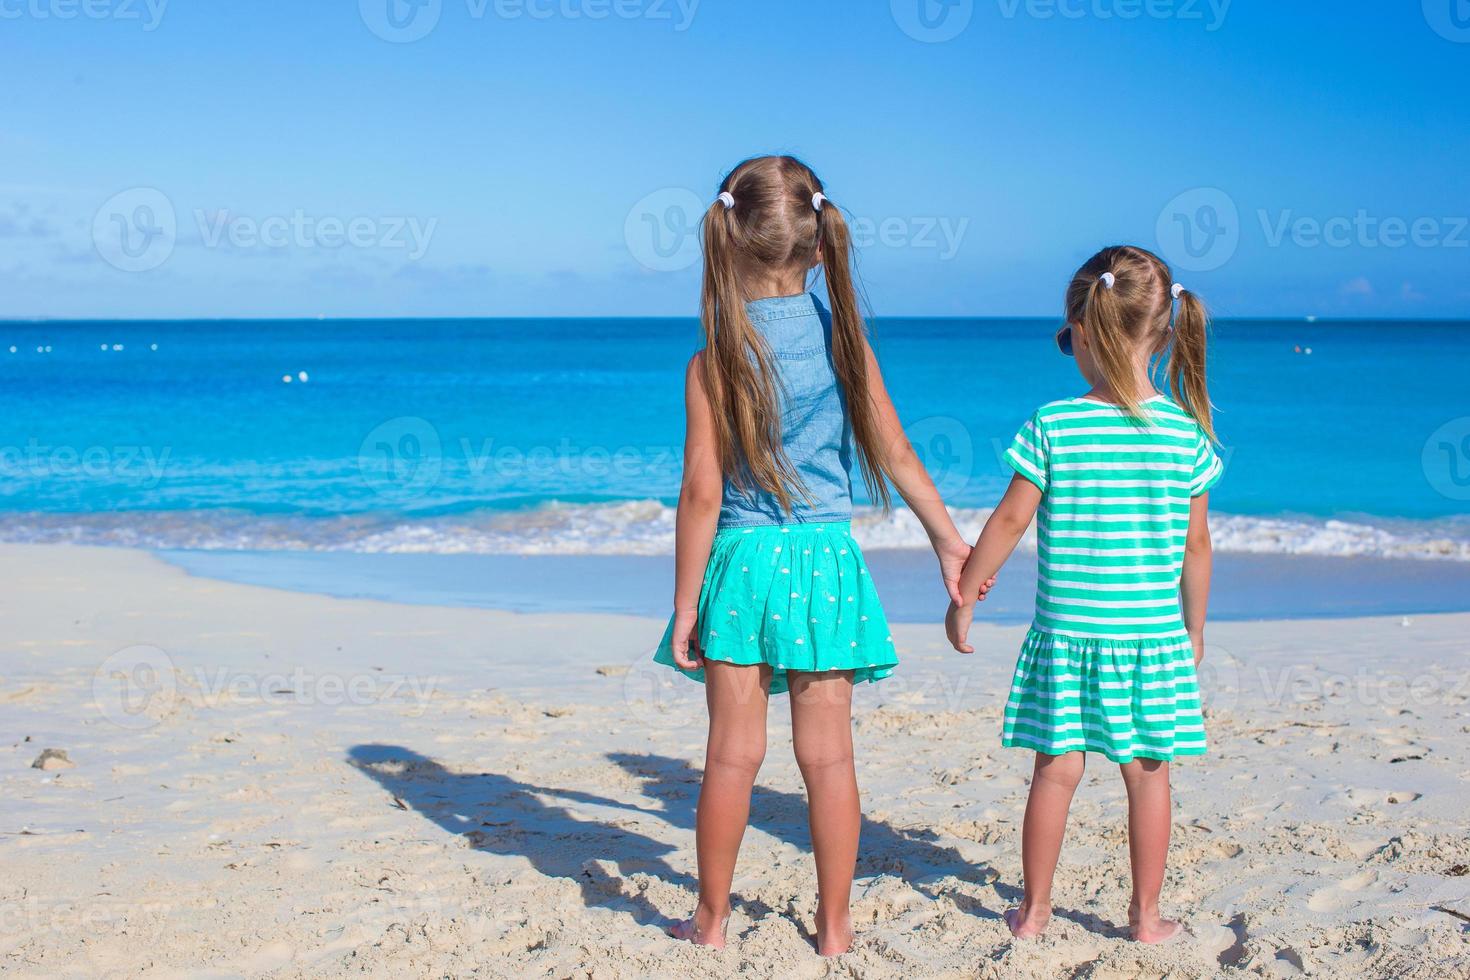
[653,522,897,695]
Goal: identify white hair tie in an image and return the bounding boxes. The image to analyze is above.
[1171,282,1186,299]
[1099,272,1116,289]
[811,192,826,212]
[717,191,735,210]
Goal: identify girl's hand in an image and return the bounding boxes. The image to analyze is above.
[670,608,703,670]
[945,600,975,654]
[1189,631,1205,666]
[936,537,972,605]
[975,574,998,602]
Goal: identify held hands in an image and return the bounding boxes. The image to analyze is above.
[937,539,996,605]
[670,607,703,670]
[946,600,975,654]
[944,575,996,656]
[936,537,971,605]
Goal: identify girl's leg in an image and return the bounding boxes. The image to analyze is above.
[788,670,858,956]
[1118,758,1183,943]
[1009,751,1085,938]
[672,660,771,948]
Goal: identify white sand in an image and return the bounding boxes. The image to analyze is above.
[1,544,1466,978]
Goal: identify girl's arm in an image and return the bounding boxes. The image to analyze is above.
[946,474,1042,653]
[862,340,972,603]
[670,353,723,669]
[1181,492,1213,665]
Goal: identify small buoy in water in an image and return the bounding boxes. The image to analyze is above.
[1303,347,1312,355]
[7,346,15,354]
[112,344,124,351]
[150,343,158,351]
[282,374,293,383]
[1293,345,1302,353]
[297,370,309,383]
[44,346,52,353]
[35,346,43,353]
[100,344,109,351]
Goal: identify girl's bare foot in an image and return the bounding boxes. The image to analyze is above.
[669,906,730,949]
[1129,905,1184,944]
[813,903,854,956]
[1004,903,1050,939]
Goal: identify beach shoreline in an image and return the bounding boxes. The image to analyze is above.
[2,544,1467,977]
[154,545,1470,623]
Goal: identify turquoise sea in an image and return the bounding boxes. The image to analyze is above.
[3,316,1468,618]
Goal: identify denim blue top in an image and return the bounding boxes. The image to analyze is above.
[717,292,855,529]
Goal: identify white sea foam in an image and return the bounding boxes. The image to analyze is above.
[1,502,1468,562]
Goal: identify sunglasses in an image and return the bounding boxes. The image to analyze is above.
[1055,325,1074,357]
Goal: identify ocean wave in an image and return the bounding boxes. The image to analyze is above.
[1,502,1468,562]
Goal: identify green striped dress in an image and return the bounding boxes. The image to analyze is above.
[1001,394,1223,763]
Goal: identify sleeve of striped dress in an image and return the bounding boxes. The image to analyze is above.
[1189,431,1224,496]
[1002,411,1049,492]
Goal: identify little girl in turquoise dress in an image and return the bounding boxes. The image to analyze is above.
[653,155,978,955]
[947,245,1222,944]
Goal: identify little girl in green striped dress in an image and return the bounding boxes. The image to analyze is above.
[946,245,1223,944]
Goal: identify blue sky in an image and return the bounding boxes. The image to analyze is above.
[2,0,1467,319]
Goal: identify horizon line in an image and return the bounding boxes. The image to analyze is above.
[2,313,1467,325]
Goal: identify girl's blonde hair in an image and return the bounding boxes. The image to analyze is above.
[1065,244,1216,441]
[700,155,891,512]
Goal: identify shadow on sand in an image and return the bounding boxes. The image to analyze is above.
[349,743,791,929]
[604,751,1022,922]
[347,743,1029,935]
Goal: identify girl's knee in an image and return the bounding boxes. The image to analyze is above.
[707,738,766,778]
[1118,757,1169,786]
[1034,751,1085,789]
[793,739,854,776]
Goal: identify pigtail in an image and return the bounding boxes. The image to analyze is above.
[1167,288,1215,442]
[816,198,892,509]
[1080,270,1148,421]
[700,190,806,513]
